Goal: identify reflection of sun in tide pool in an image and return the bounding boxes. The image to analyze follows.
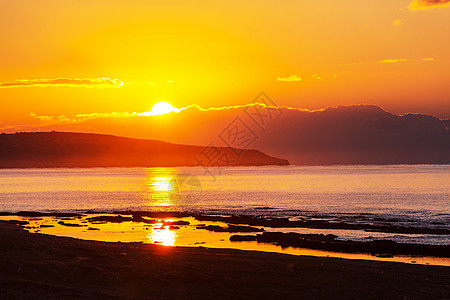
[149,226,176,246]
[149,101,180,116]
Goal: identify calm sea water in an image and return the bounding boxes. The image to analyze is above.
[0,165,449,244]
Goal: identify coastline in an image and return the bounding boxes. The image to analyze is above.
[1,211,449,266]
[1,221,449,299]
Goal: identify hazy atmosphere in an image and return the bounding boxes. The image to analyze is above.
[1,1,449,299]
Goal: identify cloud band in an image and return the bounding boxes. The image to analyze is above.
[409,0,450,9]
[277,75,302,82]
[0,78,123,88]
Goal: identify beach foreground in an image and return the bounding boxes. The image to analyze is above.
[1,221,449,299]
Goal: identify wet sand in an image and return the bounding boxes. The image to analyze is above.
[1,221,449,299]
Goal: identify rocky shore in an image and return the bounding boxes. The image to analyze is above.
[1,221,449,299]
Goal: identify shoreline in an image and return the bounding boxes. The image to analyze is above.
[0,221,449,299]
[1,211,449,266]
[3,210,448,236]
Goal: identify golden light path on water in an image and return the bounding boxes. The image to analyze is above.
[145,168,195,245]
[144,167,202,210]
[146,168,179,207]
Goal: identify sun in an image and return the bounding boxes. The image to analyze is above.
[150,101,180,116]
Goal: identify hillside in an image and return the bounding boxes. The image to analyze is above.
[0,132,289,168]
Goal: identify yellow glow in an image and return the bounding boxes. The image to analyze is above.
[1,1,450,130]
[146,168,179,207]
[152,176,175,192]
[149,227,176,246]
[149,101,180,116]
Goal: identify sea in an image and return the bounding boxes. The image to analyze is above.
[0,165,449,246]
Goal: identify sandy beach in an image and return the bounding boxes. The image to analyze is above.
[1,221,449,299]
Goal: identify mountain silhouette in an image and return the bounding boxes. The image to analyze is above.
[0,132,289,168]
[2,105,449,166]
[250,105,450,165]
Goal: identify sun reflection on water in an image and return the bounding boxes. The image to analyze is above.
[152,176,174,191]
[146,168,179,207]
[149,226,177,246]
[145,168,202,209]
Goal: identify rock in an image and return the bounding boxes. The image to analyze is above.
[7,220,29,226]
[87,227,100,231]
[57,221,86,227]
[230,235,257,242]
[196,225,263,233]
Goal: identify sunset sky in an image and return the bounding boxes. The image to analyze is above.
[1,0,449,135]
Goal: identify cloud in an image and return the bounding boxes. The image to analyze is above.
[183,103,318,113]
[277,75,302,82]
[338,62,359,67]
[393,19,403,26]
[421,57,434,61]
[29,111,140,124]
[26,103,320,128]
[0,77,123,88]
[29,113,54,122]
[378,58,407,64]
[409,0,450,9]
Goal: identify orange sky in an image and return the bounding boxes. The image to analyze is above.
[1,0,449,134]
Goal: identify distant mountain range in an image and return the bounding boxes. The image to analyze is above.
[0,132,289,168]
[250,105,450,165]
[1,105,449,166]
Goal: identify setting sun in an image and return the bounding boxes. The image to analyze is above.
[149,101,180,116]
